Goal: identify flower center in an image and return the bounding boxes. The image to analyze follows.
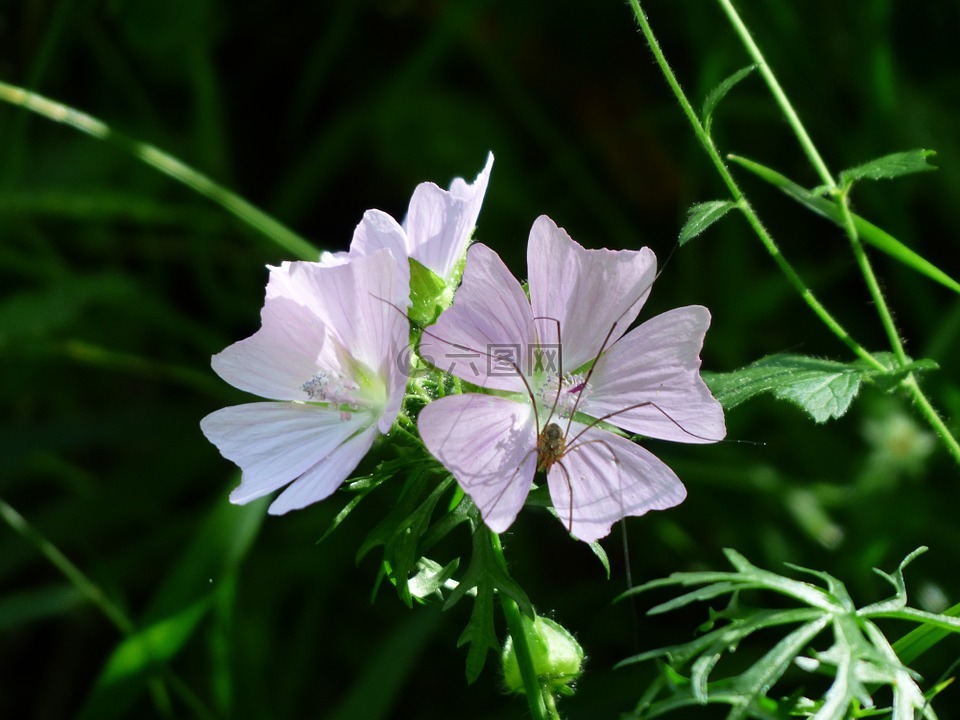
[537,371,590,420]
[301,370,361,407]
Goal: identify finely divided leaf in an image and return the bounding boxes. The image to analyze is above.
[679,200,737,245]
[839,149,937,187]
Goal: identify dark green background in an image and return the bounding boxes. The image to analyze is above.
[2,1,959,717]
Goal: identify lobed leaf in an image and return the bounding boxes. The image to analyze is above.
[703,354,863,422]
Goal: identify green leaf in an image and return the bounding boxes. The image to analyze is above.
[728,154,960,296]
[445,524,534,682]
[678,200,737,245]
[702,64,756,133]
[702,354,863,422]
[357,469,453,607]
[620,548,955,720]
[76,495,267,720]
[409,257,453,328]
[839,149,937,187]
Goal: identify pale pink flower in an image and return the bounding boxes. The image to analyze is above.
[417,216,725,542]
[200,248,409,514]
[320,152,493,282]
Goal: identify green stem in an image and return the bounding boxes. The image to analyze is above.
[627,1,880,369]
[714,1,960,464]
[715,0,833,188]
[489,532,552,720]
[0,80,319,261]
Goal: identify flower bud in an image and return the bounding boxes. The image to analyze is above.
[501,614,584,696]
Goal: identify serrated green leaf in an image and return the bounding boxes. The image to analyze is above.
[702,354,863,422]
[678,200,737,245]
[702,65,756,134]
[839,149,937,187]
[728,154,960,296]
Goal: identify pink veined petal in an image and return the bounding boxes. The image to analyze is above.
[546,422,687,543]
[404,153,493,281]
[268,426,379,515]
[210,297,328,401]
[419,393,538,534]
[264,250,409,400]
[200,402,372,505]
[583,306,726,444]
[419,243,536,393]
[527,215,657,370]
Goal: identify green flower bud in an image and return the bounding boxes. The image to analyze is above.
[502,614,584,697]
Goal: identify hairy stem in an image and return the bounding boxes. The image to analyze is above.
[489,532,554,720]
[626,1,879,369]
[714,0,960,464]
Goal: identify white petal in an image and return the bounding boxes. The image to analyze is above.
[404,153,493,280]
[210,297,327,401]
[528,215,657,370]
[419,243,536,392]
[268,427,378,514]
[200,402,372,504]
[584,306,725,444]
[418,393,538,534]
[263,250,410,428]
[546,423,687,543]
[349,209,410,260]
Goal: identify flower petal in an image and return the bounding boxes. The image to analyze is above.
[404,153,493,280]
[528,215,657,370]
[419,393,538,534]
[419,243,535,392]
[584,306,725,443]
[546,423,686,543]
[265,249,409,429]
[200,402,372,504]
[210,297,328,401]
[268,426,378,514]
[318,209,410,288]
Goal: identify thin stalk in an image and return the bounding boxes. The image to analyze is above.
[0,80,319,261]
[626,1,881,370]
[489,532,553,720]
[714,0,960,463]
[715,0,833,187]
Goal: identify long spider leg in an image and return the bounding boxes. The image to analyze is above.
[563,317,622,438]
[552,436,620,535]
[531,315,563,431]
[565,399,721,450]
[552,459,575,533]
[476,446,538,525]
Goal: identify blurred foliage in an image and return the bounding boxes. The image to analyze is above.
[1,0,959,718]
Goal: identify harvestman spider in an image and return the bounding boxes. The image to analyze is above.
[409,301,718,536]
